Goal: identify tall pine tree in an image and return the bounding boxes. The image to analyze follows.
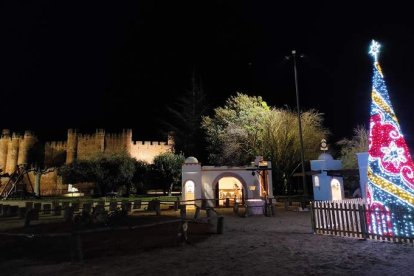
[163,71,209,162]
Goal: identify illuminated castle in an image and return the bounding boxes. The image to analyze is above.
[0,129,174,174]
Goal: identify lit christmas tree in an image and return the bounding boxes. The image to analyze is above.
[367,40,414,237]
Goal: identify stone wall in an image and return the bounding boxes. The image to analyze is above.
[130,140,172,164]
[44,141,67,167]
[26,170,67,196]
[76,129,105,160]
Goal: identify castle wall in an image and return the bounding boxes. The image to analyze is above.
[130,140,173,163]
[44,141,67,167]
[104,129,132,155]
[27,170,67,196]
[76,130,105,160]
[64,129,154,164]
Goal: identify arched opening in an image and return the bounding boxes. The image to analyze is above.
[184,180,195,204]
[331,178,342,200]
[214,176,245,207]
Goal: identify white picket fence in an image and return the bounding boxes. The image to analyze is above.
[311,199,366,239]
[311,199,414,244]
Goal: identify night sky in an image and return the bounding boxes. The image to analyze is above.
[3,1,414,150]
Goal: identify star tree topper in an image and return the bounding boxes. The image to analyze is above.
[369,40,381,62]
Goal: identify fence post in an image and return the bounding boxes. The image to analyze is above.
[133,199,142,210]
[25,202,33,210]
[24,209,32,227]
[310,201,316,233]
[154,200,161,216]
[269,198,275,216]
[64,206,74,223]
[54,205,62,216]
[243,204,248,217]
[194,206,200,219]
[180,205,186,219]
[177,221,188,244]
[264,202,271,217]
[358,204,368,240]
[233,202,239,214]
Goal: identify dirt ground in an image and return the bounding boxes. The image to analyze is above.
[2,206,414,275]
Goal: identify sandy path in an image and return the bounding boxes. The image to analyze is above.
[3,207,414,275]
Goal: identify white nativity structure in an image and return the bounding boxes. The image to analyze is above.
[181,156,273,211]
[311,153,345,201]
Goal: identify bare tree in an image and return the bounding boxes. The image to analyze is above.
[263,108,329,194]
[337,125,369,169]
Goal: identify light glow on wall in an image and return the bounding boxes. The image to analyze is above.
[185,180,195,193]
[314,176,320,187]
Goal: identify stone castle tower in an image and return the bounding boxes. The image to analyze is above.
[0,130,38,174]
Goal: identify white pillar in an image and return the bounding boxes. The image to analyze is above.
[356,152,368,199]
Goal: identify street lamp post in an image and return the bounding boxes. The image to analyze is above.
[290,50,308,197]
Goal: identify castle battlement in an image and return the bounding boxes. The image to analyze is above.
[12,133,22,139]
[95,129,105,135]
[1,129,10,138]
[77,134,100,140]
[45,141,67,149]
[0,129,37,141]
[68,129,77,135]
[106,133,128,139]
[133,141,167,146]
[24,130,36,138]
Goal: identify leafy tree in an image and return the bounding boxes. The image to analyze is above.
[58,160,97,185]
[201,92,271,165]
[153,152,185,196]
[58,152,136,196]
[164,72,209,161]
[131,160,149,194]
[337,125,369,169]
[92,152,136,196]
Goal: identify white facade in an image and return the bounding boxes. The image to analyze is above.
[356,152,368,199]
[311,153,345,201]
[181,157,273,208]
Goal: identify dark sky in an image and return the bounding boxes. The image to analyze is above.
[3,1,414,149]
